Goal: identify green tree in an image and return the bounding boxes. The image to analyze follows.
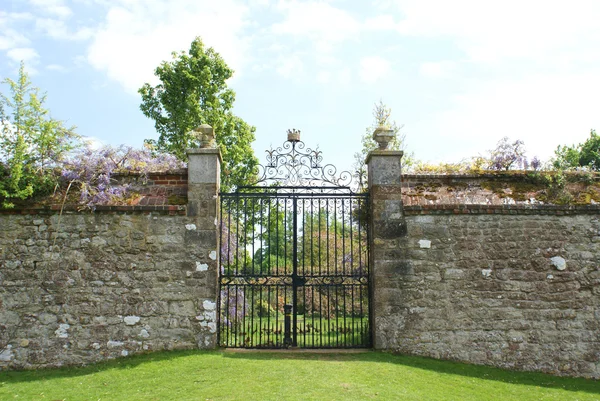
[553,144,581,170]
[553,129,600,170]
[578,129,600,170]
[0,62,77,208]
[253,202,294,275]
[353,100,413,190]
[139,37,258,191]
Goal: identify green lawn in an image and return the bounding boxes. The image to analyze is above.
[0,350,598,400]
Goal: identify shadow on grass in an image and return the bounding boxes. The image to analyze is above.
[220,350,600,394]
[0,349,598,396]
[0,349,203,385]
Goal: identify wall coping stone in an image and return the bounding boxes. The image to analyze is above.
[402,172,600,179]
[404,203,600,215]
[402,173,528,179]
[0,204,187,215]
[112,169,188,177]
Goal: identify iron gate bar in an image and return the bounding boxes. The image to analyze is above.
[292,198,298,346]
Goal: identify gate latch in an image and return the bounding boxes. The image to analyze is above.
[292,276,306,286]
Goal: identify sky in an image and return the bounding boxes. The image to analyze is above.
[1,0,600,175]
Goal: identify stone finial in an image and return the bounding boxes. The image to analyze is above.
[373,125,395,150]
[287,129,300,143]
[191,124,216,148]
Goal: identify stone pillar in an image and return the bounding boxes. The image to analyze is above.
[186,124,222,347]
[366,145,405,349]
[187,124,222,215]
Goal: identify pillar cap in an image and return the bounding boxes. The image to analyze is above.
[365,150,403,165]
[186,147,223,165]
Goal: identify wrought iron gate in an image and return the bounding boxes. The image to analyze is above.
[218,131,371,348]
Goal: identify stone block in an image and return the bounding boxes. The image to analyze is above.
[366,151,403,186]
[374,219,407,239]
[168,301,196,316]
[187,149,221,185]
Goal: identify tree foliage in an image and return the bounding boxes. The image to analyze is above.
[139,37,258,192]
[554,129,600,171]
[353,100,412,190]
[0,62,77,208]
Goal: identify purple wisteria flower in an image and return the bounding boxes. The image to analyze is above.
[60,144,186,208]
[489,137,527,171]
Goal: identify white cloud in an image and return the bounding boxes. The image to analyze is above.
[267,2,399,84]
[86,0,251,93]
[0,30,29,51]
[337,67,352,86]
[316,70,331,84]
[276,53,304,79]
[315,66,351,85]
[6,47,39,64]
[379,0,600,163]
[359,56,390,84]
[364,14,396,31]
[272,1,361,52]
[35,18,93,41]
[0,12,32,50]
[264,0,600,87]
[5,47,40,74]
[46,63,67,72]
[418,73,600,162]
[29,0,73,19]
[393,0,600,64]
[419,61,456,79]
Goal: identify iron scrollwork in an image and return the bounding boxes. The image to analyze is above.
[250,129,358,191]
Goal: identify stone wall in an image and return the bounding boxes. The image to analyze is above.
[368,151,600,379]
[374,209,600,379]
[0,209,219,369]
[2,138,599,379]
[0,144,221,370]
